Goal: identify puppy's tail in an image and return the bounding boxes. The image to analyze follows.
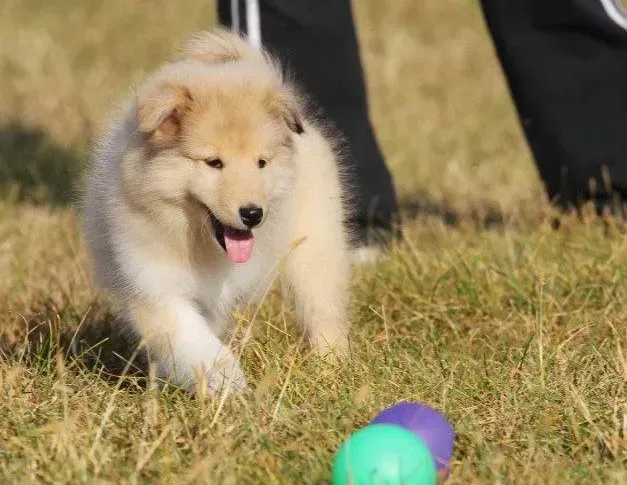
[177,28,265,65]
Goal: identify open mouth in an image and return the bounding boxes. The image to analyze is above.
[202,204,254,264]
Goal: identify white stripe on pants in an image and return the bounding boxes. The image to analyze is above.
[599,0,627,30]
[230,0,262,49]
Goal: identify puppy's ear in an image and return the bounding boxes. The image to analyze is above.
[282,104,305,135]
[137,84,193,147]
[269,90,305,135]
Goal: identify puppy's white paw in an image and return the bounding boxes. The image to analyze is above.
[309,329,350,361]
[156,349,248,396]
[149,300,249,396]
[204,351,249,395]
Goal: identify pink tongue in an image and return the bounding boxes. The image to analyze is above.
[223,228,254,263]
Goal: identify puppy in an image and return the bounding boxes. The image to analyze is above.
[82,29,351,393]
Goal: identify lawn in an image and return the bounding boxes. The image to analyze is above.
[0,0,625,483]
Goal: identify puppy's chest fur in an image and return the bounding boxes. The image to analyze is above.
[193,254,270,317]
[120,216,287,321]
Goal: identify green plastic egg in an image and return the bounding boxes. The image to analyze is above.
[332,424,437,485]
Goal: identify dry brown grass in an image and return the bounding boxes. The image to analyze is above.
[0,1,625,483]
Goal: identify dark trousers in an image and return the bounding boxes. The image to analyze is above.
[482,0,627,212]
[219,0,627,230]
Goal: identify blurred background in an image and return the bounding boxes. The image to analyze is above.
[0,0,542,217]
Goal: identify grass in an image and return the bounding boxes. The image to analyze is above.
[0,0,625,483]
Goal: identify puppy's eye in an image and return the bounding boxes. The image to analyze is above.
[258,159,268,169]
[205,158,223,170]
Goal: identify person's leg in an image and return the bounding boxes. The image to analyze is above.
[218,0,400,245]
[481,0,627,215]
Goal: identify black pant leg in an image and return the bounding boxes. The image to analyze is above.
[481,0,627,212]
[218,0,400,240]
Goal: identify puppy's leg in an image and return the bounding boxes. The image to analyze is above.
[127,298,247,394]
[284,235,350,358]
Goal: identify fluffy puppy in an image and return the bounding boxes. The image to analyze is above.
[82,29,351,393]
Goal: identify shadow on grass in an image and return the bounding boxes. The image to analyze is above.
[1,298,149,386]
[0,123,82,206]
[399,195,506,228]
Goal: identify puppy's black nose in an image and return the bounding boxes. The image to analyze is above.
[239,205,263,228]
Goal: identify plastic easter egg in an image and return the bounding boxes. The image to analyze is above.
[371,402,455,472]
[332,424,437,485]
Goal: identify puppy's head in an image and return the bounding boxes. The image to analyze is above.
[133,60,304,264]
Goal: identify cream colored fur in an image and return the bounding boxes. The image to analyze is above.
[82,29,351,394]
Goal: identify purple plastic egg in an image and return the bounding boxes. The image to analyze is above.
[371,402,455,472]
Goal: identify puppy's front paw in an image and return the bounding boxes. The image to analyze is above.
[309,329,350,361]
[205,352,249,395]
[157,350,248,396]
